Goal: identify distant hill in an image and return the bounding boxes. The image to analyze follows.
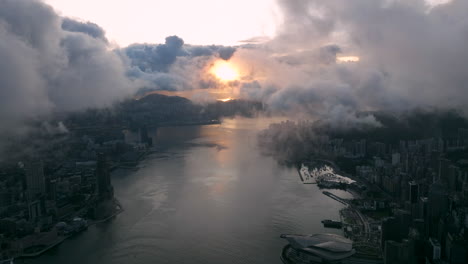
[136,93,193,106]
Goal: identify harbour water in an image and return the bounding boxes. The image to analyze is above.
[23,117,351,264]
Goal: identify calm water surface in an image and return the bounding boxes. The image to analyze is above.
[25,117,351,264]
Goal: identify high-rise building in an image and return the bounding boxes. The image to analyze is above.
[428,182,449,237]
[139,125,153,146]
[409,181,419,204]
[96,153,113,200]
[46,178,57,201]
[428,238,441,261]
[0,191,12,207]
[356,139,366,157]
[25,161,45,201]
[28,200,41,222]
[463,175,468,206]
[418,197,429,237]
[381,217,399,250]
[394,209,412,240]
[447,165,460,192]
[384,239,414,264]
[392,153,401,166]
[438,158,451,182]
[445,233,467,264]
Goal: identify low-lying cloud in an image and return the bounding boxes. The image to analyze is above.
[0,0,134,138]
[1,0,468,148]
[246,0,468,116]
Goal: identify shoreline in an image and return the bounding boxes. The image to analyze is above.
[15,198,124,259]
[12,122,207,260]
[18,236,67,258]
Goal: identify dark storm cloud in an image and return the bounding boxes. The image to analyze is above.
[0,0,134,142]
[62,17,107,41]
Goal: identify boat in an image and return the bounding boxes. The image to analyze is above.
[321,219,343,229]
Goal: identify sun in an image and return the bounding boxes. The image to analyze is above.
[211,61,239,82]
[217,98,234,102]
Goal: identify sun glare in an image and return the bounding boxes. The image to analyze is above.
[211,61,239,82]
[337,56,360,63]
[218,98,234,102]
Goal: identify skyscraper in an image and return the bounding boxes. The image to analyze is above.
[96,153,113,200]
[381,217,399,250]
[384,239,414,264]
[25,160,45,201]
[409,181,419,204]
[139,125,152,146]
[392,153,401,166]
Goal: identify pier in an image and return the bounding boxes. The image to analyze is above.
[322,191,349,205]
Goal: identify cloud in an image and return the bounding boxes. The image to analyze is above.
[208,0,468,129]
[125,36,185,73]
[263,0,468,113]
[62,17,107,41]
[2,0,468,144]
[124,36,238,74]
[123,36,238,95]
[0,0,134,139]
[218,47,236,60]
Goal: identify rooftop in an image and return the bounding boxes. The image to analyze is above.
[281,233,356,261]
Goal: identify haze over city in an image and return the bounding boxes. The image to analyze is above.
[0,0,468,263]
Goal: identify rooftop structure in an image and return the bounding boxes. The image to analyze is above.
[280,234,356,263]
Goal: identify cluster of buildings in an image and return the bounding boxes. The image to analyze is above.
[332,130,468,263]
[0,94,260,261]
[0,132,125,259]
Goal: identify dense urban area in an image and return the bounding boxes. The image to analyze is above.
[266,111,468,264]
[1,94,468,264]
[0,94,262,261]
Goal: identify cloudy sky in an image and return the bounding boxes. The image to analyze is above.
[44,0,280,46]
[0,0,466,147]
[45,0,449,46]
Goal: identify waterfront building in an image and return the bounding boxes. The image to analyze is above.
[96,153,113,200]
[280,234,356,264]
[139,125,153,146]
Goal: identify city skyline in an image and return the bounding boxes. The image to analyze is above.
[1,0,468,263]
